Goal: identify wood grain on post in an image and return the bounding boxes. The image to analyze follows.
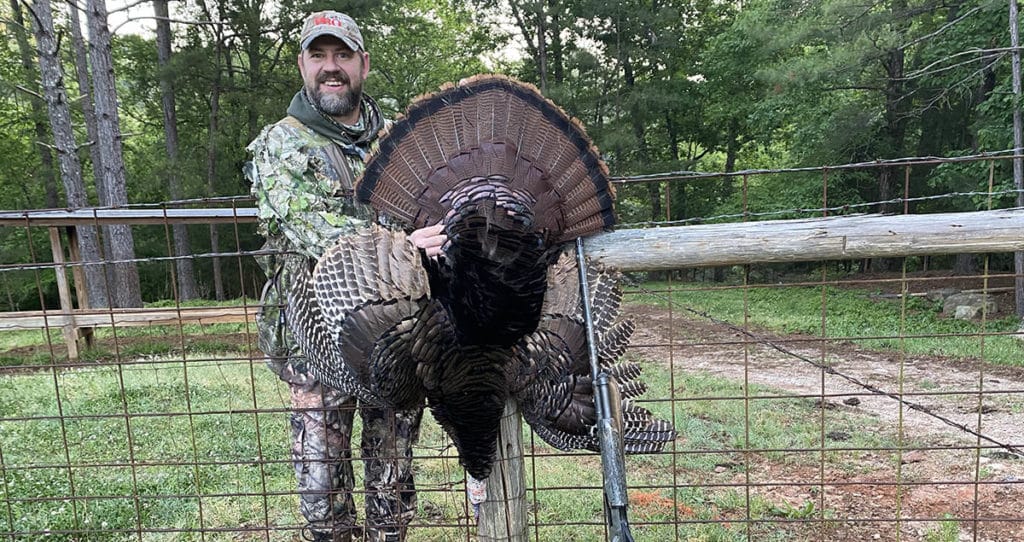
[477,400,527,542]
[64,226,95,347]
[47,227,79,361]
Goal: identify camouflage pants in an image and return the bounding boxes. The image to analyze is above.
[288,381,422,542]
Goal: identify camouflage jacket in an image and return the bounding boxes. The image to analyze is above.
[246,102,389,382]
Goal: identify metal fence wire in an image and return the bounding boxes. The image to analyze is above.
[1,155,1023,541]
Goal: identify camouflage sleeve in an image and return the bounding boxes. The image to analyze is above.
[247,123,366,260]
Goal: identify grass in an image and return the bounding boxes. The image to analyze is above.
[0,282,1007,540]
[0,350,912,541]
[0,357,295,541]
[923,514,961,542]
[629,281,1024,366]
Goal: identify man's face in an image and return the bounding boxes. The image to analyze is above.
[298,36,370,121]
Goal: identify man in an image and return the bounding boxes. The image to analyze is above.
[245,11,443,542]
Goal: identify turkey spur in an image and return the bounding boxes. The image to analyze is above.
[285,75,675,480]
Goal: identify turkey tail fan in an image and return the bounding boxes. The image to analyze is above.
[622,410,677,454]
[514,255,677,453]
[356,74,616,242]
[598,320,635,372]
[356,75,617,347]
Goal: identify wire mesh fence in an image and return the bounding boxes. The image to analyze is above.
[1,154,1023,541]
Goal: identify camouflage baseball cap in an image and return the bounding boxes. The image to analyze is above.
[299,11,364,52]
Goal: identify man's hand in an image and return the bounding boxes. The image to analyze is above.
[408,224,446,257]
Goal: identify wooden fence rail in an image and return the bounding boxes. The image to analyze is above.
[1,207,259,359]
[586,208,1024,271]
[0,306,258,331]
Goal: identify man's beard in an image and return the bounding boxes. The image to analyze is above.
[307,72,363,119]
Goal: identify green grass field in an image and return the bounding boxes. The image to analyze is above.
[0,282,1008,540]
[0,352,910,541]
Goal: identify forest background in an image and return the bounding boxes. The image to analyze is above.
[1,0,1020,313]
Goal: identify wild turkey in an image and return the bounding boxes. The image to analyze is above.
[286,75,675,480]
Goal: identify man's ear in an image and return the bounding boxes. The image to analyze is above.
[361,51,371,79]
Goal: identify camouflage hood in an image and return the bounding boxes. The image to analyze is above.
[286,89,385,160]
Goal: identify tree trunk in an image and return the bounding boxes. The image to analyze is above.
[67,0,105,190]
[665,112,680,162]
[549,0,564,84]
[154,0,199,300]
[86,0,142,307]
[880,48,907,215]
[201,0,226,300]
[724,120,740,174]
[507,1,541,87]
[536,3,548,92]
[244,5,263,144]
[10,0,58,209]
[68,0,110,280]
[874,167,904,272]
[621,54,658,223]
[29,0,111,309]
[1010,0,1024,318]
[66,0,113,307]
[64,0,110,307]
[875,3,910,272]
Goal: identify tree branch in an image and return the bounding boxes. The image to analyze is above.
[18,0,41,30]
[14,84,44,100]
[902,47,1012,81]
[105,0,150,15]
[0,14,28,32]
[899,4,982,51]
[507,1,539,60]
[64,0,84,15]
[821,84,885,92]
[898,56,1002,119]
[111,14,220,34]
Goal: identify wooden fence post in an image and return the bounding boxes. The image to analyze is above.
[64,226,94,347]
[47,227,79,361]
[477,399,527,541]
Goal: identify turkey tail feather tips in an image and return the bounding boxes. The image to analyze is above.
[357,75,615,241]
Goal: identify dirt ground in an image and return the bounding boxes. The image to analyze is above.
[623,279,1024,542]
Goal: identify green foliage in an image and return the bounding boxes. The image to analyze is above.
[363,0,492,114]
[2,0,1020,303]
[0,227,64,311]
[769,499,820,520]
